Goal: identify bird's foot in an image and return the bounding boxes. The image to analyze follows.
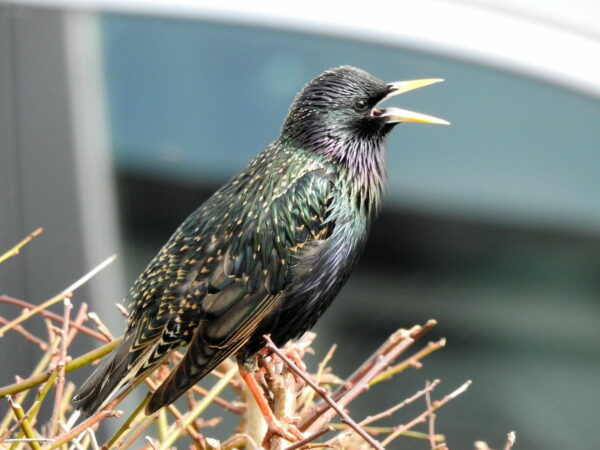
[262,415,304,446]
[282,346,307,372]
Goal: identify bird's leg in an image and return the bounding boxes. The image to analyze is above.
[260,344,307,389]
[282,346,307,372]
[258,343,307,371]
[238,364,304,446]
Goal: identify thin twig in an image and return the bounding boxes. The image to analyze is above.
[157,365,238,450]
[381,380,472,447]
[0,338,122,397]
[425,380,439,449]
[330,424,443,441]
[0,408,28,443]
[0,255,116,337]
[301,320,437,431]
[87,312,114,341]
[191,384,242,414]
[102,394,152,449]
[361,379,441,428]
[115,303,129,318]
[369,338,446,386]
[116,414,157,449]
[284,426,332,450]
[143,377,205,443]
[26,365,61,427]
[300,344,336,415]
[46,410,122,449]
[303,331,417,434]
[0,335,61,433]
[264,335,384,450]
[49,297,72,438]
[65,303,89,348]
[4,438,54,443]
[8,397,42,450]
[503,431,516,450]
[0,316,49,350]
[0,228,43,264]
[0,296,108,342]
[221,433,259,450]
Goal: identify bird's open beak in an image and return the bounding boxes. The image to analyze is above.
[374,79,450,125]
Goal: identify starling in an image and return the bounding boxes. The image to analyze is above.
[73,66,448,424]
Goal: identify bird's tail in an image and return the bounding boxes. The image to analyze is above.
[72,334,139,415]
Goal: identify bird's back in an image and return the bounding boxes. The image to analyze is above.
[73,141,369,413]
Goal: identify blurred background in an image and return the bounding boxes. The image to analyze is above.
[1,1,600,448]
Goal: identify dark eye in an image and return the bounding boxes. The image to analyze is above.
[353,99,369,111]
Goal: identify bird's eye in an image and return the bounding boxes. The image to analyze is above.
[353,99,369,111]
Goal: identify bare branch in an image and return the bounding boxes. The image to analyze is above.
[65,303,89,347]
[264,335,384,450]
[301,320,438,432]
[46,410,122,449]
[0,315,49,350]
[361,379,441,428]
[425,380,439,449]
[8,397,42,450]
[284,426,333,450]
[49,297,72,438]
[0,338,122,397]
[87,312,114,341]
[381,380,472,447]
[369,338,446,386]
[157,365,238,450]
[0,296,108,342]
[0,227,43,264]
[0,255,116,337]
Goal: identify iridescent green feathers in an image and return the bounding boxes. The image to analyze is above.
[73,65,400,415]
[73,144,337,413]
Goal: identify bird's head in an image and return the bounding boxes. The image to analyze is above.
[281,66,448,157]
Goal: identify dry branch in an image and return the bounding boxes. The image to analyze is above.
[264,334,384,450]
[0,228,43,264]
[0,233,507,449]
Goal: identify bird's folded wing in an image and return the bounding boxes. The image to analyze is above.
[141,166,336,411]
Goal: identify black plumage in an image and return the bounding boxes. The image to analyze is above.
[73,66,447,415]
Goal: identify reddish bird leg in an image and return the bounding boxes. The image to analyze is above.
[238,365,304,445]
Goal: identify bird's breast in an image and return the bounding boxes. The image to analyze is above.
[286,194,369,307]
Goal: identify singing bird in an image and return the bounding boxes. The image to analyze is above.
[73,66,448,428]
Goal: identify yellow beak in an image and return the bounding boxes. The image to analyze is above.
[376,78,450,125]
